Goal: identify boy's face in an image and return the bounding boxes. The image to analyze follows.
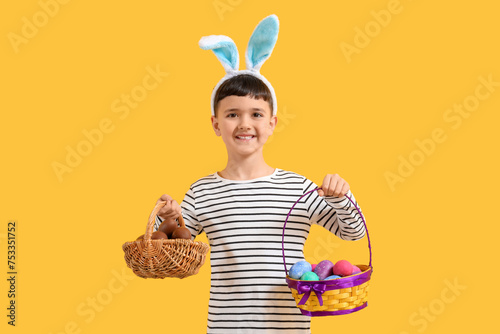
[211,95,277,158]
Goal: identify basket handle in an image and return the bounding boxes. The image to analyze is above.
[281,187,372,277]
[144,201,185,241]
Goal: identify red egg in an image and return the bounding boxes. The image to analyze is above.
[333,260,353,276]
[311,264,317,271]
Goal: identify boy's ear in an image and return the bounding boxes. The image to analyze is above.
[269,115,278,133]
[211,116,221,136]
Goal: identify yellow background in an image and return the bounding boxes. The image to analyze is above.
[1,0,498,333]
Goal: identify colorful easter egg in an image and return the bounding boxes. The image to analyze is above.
[300,272,320,281]
[289,261,312,279]
[311,264,317,271]
[333,260,353,276]
[313,260,334,280]
[325,275,342,280]
[351,265,362,274]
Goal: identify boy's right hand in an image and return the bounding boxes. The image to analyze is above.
[157,194,182,220]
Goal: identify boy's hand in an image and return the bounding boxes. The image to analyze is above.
[317,174,350,197]
[156,194,182,220]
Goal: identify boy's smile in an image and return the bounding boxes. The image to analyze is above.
[211,95,277,158]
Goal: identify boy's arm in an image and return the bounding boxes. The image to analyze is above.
[303,179,366,241]
[154,187,202,241]
[179,187,203,240]
[153,215,162,232]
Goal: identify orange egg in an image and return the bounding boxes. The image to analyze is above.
[151,231,168,240]
[171,227,191,240]
[158,218,178,238]
[136,234,144,241]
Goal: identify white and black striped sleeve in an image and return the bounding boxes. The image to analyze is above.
[179,186,203,240]
[153,187,203,239]
[302,178,366,241]
[153,214,162,232]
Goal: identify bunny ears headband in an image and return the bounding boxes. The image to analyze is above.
[199,14,279,116]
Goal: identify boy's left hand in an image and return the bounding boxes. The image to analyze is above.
[317,174,350,197]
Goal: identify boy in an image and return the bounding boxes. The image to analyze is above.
[154,73,366,333]
[155,15,366,333]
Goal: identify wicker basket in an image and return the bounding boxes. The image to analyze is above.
[122,201,210,279]
[282,187,373,316]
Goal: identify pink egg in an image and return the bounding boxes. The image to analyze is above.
[333,260,353,276]
[311,264,317,271]
[352,265,362,274]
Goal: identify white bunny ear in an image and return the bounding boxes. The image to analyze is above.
[245,14,279,71]
[199,35,239,73]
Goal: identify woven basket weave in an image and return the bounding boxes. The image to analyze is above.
[282,188,373,316]
[122,201,210,279]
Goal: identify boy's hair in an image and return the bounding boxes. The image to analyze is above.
[213,74,274,117]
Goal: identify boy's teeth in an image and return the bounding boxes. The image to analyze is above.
[237,136,253,139]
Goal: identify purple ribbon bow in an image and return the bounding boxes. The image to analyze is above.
[296,281,327,306]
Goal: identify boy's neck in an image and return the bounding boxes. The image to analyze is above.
[218,157,275,181]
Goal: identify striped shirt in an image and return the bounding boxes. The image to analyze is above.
[155,168,366,334]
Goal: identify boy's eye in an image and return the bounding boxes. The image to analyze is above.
[253,112,263,118]
[226,113,237,118]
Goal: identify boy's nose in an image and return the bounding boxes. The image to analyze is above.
[238,116,251,129]
[238,123,251,130]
